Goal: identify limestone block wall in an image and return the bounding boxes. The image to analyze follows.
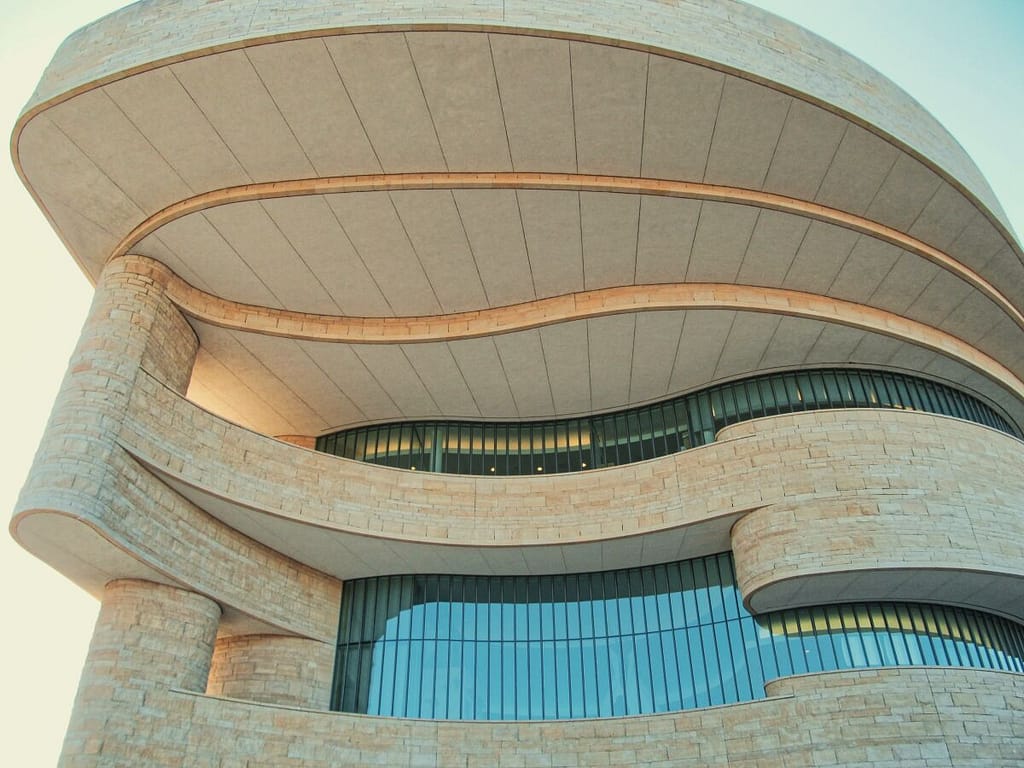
[121,382,1024,618]
[207,634,335,709]
[59,580,220,767]
[11,255,341,640]
[59,665,1024,767]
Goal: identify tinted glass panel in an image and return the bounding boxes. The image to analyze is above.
[334,553,1024,720]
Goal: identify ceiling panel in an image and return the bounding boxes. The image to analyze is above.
[783,222,860,296]
[570,42,646,176]
[324,33,446,173]
[353,346,440,418]
[948,211,1010,276]
[826,236,902,303]
[540,321,592,416]
[815,124,898,216]
[668,311,736,393]
[866,251,938,315]
[246,37,380,176]
[408,32,511,172]
[686,202,759,282]
[640,56,723,180]
[188,347,291,435]
[447,337,518,416]
[261,195,392,316]
[326,192,442,316]
[45,88,191,213]
[389,190,489,313]
[635,197,700,284]
[758,315,825,370]
[298,341,398,426]
[518,190,584,299]
[580,192,640,289]
[454,189,535,307]
[907,181,980,252]
[715,312,783,377]
[763,99,846,200]
[489,34,575,172]
[704,75,790,189]
[104,66,250,192]
[203,201,341,314]
[143,214,280,307]
[171,50,315,180]
[629,312,685,404]
[804,324,869,364]
[588,314,636,411]
[495,331,555,416]
[400,343,480,419]
[735,209,810,287]
[864,153,942,232]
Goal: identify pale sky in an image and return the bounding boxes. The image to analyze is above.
[0,2,1021,765]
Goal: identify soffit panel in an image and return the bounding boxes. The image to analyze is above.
[446,337,518,417]
[686,202,760,283]
[245,37,382,177]
[864,153,943,233]
[202,201,342,314]
[138,214,281,308]
[489,34,576,173]
[640,56,722,180]
[714,312,784,378]
[259,195,393,316]
[703,75,790,189]
[814,123,899,216]
[783,222,860,296]
[452,189,535,307]
[825,237,903,304]
[735,209,811,287]
[629,312,687,405]
[570,41,646,177]
[103,66,251,192]
[865,252,940,316]
[325,191,442,315]
[296,340,399,426]
[351,345,442,419]
[517,190,584,300]
[388,189,490,313]
[400,343,481,420]
[762,99,846,200]
[41,87,192,213]
[406,32,512,172]
[321,33,446,173]
[170,50,316,181]
[188,310,1024,435]
[494,331,555,416]
[18,117,143,251]
[539,321,593,416]
[635,196,700,285]
[580,192,641,290]
[587,314,636,413]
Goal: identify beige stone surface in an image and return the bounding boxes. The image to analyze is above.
[207,634,335,709]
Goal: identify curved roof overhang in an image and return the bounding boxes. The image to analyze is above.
[12,0,1024,433]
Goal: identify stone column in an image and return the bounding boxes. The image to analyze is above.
[59,580,221,767]
[207,634,336,709]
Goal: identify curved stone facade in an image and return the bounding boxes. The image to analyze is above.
[9,0,1024,765]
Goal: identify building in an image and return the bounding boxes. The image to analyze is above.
[10,0,1024,764]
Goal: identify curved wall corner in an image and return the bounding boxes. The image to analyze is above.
[11,255,341,642]
[207,634,335,709]
[726,411,1024,621]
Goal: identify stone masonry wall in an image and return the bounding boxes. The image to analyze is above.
[207,634,335,709]
[63,664,1024,767]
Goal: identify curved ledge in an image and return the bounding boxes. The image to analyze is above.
[146,256,1024,403]
[119,374,1024,616]
[117,173,1023,334]
[90,667,1024,764]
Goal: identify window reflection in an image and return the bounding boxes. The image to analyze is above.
[333,553,1024,720]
